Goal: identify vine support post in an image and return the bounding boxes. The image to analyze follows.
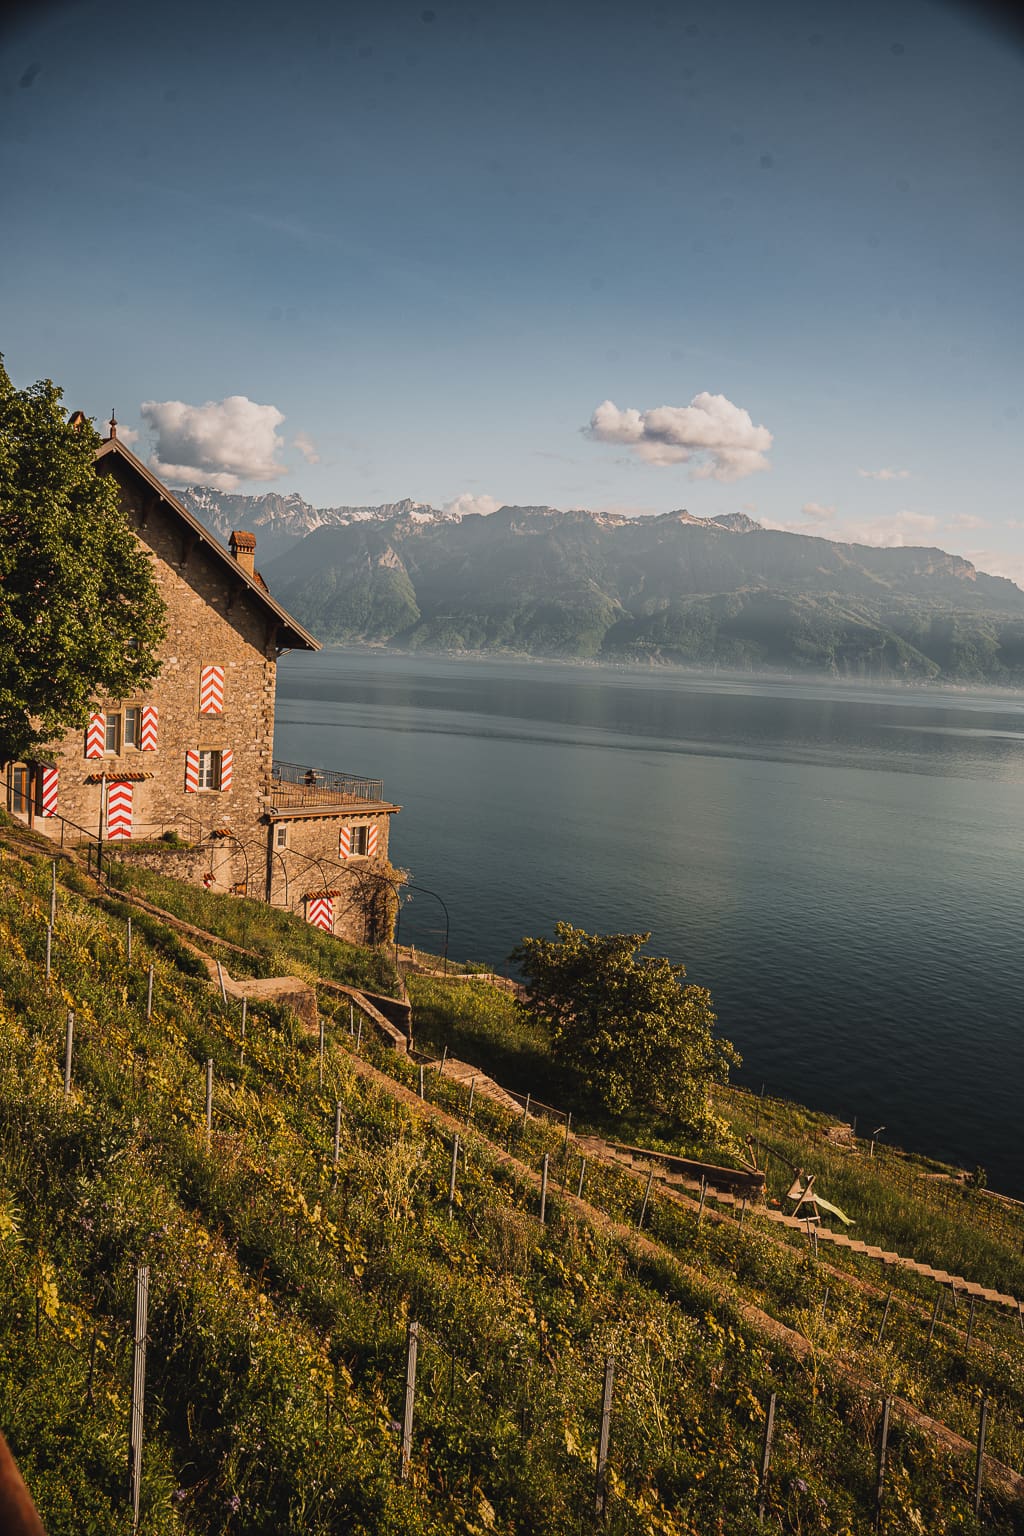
[974,1396,990,1517]
[128,1264,149,1534]
[399,1321,419,1483]
[638,1165,654,1230]
[63,1010,74,1097]
[594,1354,615,1520]
[447,1135,460,1220]
[874,1396,891,1526]
[757,1390,776,1525]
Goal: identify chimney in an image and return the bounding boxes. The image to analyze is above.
[229,530,256,577]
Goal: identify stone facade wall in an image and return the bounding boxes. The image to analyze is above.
[9,447,402,944]
[106,842,249,893]
[31,454,279,850]
[268,809,397,942]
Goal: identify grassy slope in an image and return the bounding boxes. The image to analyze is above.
[0,835,1020,1534]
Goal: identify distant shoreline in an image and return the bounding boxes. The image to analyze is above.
[287,641,1024,701]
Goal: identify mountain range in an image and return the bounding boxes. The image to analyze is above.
[176,487,1024,682]
[176,486,448,564]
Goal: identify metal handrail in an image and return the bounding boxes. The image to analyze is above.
[269,760,385,805]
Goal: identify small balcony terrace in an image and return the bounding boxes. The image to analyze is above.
[266,759,389,815]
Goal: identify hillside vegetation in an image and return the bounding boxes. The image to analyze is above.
[1,826,1023,1533]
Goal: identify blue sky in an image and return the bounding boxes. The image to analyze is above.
[2,0,1022,576]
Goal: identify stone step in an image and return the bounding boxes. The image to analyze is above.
[591,1134,1023,1314]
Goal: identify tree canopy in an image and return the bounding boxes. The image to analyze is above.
[0,360,165,767]
[511,923,738,1129]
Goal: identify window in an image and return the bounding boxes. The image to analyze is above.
[275,824,288,848]
[351,825,369,856]
[198,750,222,790]
[98,706,145,754]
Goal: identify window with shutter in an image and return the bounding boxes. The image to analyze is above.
[106,782,133,840]
[199,665,225,715]
[140,706,159,750]
[85,713,105,759]
[39,768,58,818]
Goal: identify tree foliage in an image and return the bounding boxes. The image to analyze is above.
[0,360,165,766]
[511,922,739,1128]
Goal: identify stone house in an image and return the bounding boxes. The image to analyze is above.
[4,421,400,942]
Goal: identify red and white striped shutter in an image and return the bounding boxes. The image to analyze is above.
[140,705,159,751]
[106,781,133,840]
[199,665,225,715]
[339,825,352,860]
[366,822,379,857]
[40,768,58,818]
[220,748,233,793]
[85,712,104,758]
[306,895,334,932]
[184,750,200,793]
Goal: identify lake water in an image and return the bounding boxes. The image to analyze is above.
[276,651,1024,1195]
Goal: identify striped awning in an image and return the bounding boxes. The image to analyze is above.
[84,771,154,784]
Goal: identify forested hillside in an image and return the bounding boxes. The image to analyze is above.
[252,506,1024,681]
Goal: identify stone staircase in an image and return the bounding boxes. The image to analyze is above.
[587,1141,1023,1313]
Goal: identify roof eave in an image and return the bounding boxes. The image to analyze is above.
[94,437,321,652]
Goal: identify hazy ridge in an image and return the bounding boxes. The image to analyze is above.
[181,488,1024,681]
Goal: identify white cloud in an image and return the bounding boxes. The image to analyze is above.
[293,431,320,465]
[586,391,773,481]
[800,501,836,521]
[845,511,938,546]
[948,513,988,530]
[116,425,139,446]
[741,501,758,512]
[140,395,287,490]
[857,466,910,481]
[444,492,502,518]
[763,508,939,548]
[964,549,1024,589]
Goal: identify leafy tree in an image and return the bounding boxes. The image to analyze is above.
[0,360,165,766]
[511,922,739,1128]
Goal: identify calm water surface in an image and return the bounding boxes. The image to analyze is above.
[276,652,1024,1194]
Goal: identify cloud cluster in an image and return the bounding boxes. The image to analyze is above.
[443,492,502,518]
[586,391,773,481]
[857,466,910,481]
[293,431,320,465]
[140,395,287,491]
[844,510,938,546]
[962,548,1024,588]
[765,506,940,548]
[800,501,836,521]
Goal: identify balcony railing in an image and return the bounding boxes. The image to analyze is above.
[266,760,386,811]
